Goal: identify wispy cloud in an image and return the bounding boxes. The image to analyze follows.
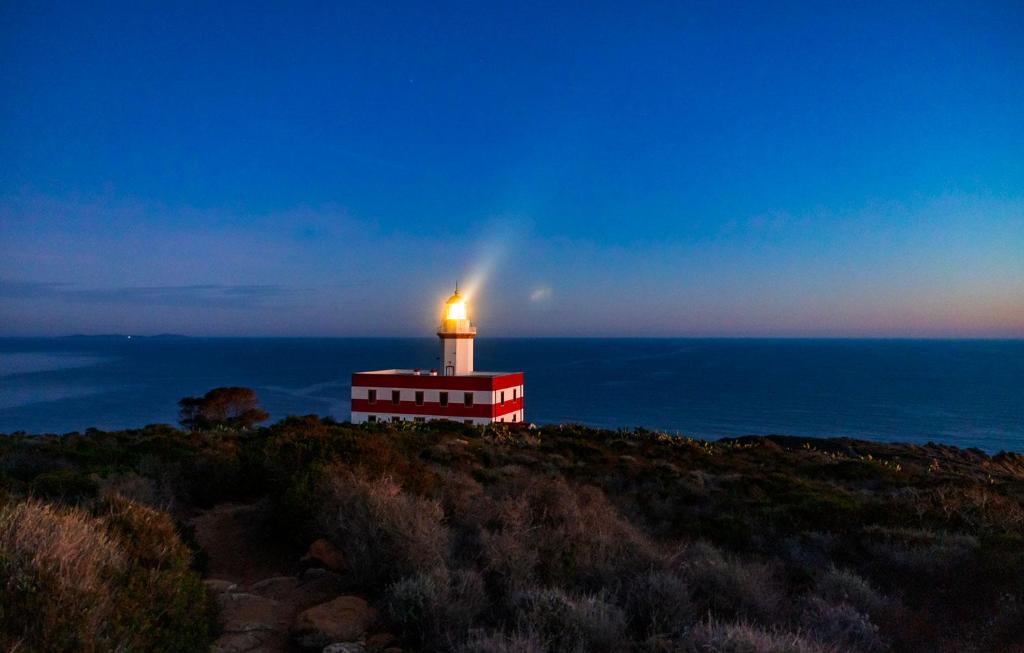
[529,286,553,302]
[0,280,297,309]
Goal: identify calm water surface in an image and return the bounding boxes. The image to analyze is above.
[1,337,1022,452]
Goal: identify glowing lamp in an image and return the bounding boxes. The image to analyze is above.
[445,292,467,320]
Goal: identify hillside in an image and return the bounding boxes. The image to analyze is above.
[2,419,1024,652]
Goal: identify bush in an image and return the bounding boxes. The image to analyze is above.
[683,620,832,653]
[0,497,215,652]
[676,542,784,623]
[814,567,888,619]
[29,469,99,502]
[483,477,658,595]
[510,587,627,653]
[458,629,546,653]
[799,597,884,652]
[0,499,126,651]
[385,567,487,650]
[318,469,450,589]
[621,569,695,638]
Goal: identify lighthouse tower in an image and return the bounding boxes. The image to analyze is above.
[438,289,475,376]
[350,287,524,425]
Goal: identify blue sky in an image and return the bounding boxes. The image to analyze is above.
[1,1,1022,336]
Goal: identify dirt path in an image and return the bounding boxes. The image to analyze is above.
[190,500,298,586]
[190,501,345,653]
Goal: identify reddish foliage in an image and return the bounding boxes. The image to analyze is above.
[178,387,269,430]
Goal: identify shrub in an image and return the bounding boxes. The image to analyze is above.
[318,469,450,589]
[799,597,884,652]
[621,569,695,638]
[510,587,627,653]
[676,541,785,623]
[683,620,832,653]
[0,497,215,652]
[29,469,99,502]
[385,567,487,650]
[481,496,540,595]
[458,629,546,653]
[862,527,979,577]
[814,567,888,619]
[0,499,126,651]
[101,494,191,569]
[484,477,658,594]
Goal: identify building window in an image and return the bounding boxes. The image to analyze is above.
[414,416,425,423]
[513,388,517,401]
[368,389,376,404]
[500,391,505,404]
[464,419,473,425]
[512,413,517,421]
[392,416,402,423]
[500,417,505,422]
[368,415,377,423]
[392,390,400,404]
[439,391,448,407]
[464,392,474,407]
[415,391,424,406]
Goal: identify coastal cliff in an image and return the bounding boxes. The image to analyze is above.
[2,420,1023,652]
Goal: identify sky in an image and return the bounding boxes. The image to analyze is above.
[1,1,1022,337]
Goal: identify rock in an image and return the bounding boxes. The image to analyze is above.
[213,631,275,653]
[295,570,346,607]
[218,592,283,631]
[301,567,330,580]
[213,592,283,652]
[322,644,367,653]
[291,596,377,651]
[303,538,346,572]
[250,575,300,600]
[204,578,239,593]
[365,632,397,650]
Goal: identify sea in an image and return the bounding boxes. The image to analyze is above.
[1,337,1022,453]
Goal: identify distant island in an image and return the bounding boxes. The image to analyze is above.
[2,393,1023,652]
[57,333,192,340]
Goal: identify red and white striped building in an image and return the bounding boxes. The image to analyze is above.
[350,290,524,425]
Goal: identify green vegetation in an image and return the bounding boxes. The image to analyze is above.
[3,412,1024,652]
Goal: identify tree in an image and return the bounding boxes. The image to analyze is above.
[178,387,269,430]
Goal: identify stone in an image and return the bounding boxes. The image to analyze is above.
[204,578,239,593]
[365,632,397,650]
[217,592,282,632]
[291,596,377,651]
[295,570,346,607]
[213,592,283,652]
[213,631,274,653]
[301,567,330,580]
[249,575,300,601]
[303,537,346,572]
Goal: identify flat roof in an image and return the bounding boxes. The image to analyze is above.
[352,369,523,391]
[356,368,517,378]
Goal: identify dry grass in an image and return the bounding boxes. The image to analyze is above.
[0,499,126,651]
[685,620,836,653]
[0,496,214,652]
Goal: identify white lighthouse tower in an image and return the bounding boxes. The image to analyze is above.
[438,288,475,376]
[350,286,524,425]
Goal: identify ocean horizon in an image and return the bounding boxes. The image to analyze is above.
[2,336,1022,453]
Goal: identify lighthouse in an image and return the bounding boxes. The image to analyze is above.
[350,288,524,425]
[438,288,475,376]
